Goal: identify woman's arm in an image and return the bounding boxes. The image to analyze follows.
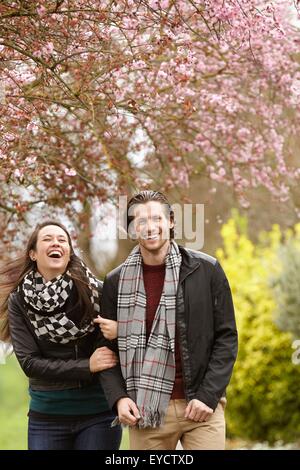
[8,293,116,381]
[94,315,117,341]
[97,272,128,409]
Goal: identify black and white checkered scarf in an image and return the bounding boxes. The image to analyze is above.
[21,264,100,344]
[117,240,182,428]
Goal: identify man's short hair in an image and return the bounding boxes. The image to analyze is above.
[127,190,174,239]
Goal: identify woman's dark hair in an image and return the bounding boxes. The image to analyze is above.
[0,220,95,342]
[127,190,174,239]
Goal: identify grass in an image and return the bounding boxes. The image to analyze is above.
[0,354,28,450]
[0,354,129,450]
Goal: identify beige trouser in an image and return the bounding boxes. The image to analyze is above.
[129,398,226,450]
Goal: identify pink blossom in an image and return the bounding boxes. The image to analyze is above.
[149,0,159,9]
[160,0,169,9]
[157,70,168,80]
[4,133,15,142]
[27,122,39,134]
[25,156,37,165]
[0,150,7,160]
[37,5,47,17]
[42,42,54,57]
[64,168,77,177]
[171,167,190,188]
[237,128,251,141]
[13,168,22,179]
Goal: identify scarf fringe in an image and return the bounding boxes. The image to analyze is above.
[110,408,166,429]
[138,408,166,428]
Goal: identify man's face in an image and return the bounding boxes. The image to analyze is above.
[129,201,174,253]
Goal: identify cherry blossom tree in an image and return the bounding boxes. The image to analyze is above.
[1,0,300,256]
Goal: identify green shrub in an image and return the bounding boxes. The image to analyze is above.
[271,231,300,339]
[217,213,300,443]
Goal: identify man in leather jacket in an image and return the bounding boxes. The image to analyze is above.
[99,190,238,450]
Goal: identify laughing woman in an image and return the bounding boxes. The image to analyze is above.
[0,221,122,450]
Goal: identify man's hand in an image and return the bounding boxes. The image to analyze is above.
[117,397,141,426]
[185,399,213,422]
[89,346,118,372]
[94,315,118,341]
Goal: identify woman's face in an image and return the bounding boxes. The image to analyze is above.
[29,225,71,281]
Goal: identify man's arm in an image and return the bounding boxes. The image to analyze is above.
[97,272,129,410]
[195,261,238,410]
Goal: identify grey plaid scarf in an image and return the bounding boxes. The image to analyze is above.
[117,240,182,428]
[21,264,100,344]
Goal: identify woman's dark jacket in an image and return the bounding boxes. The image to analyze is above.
[99,246,238,411]
[8,284,103,391]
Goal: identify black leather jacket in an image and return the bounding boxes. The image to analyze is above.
[8,284,103,391]
[99,246,238,411]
